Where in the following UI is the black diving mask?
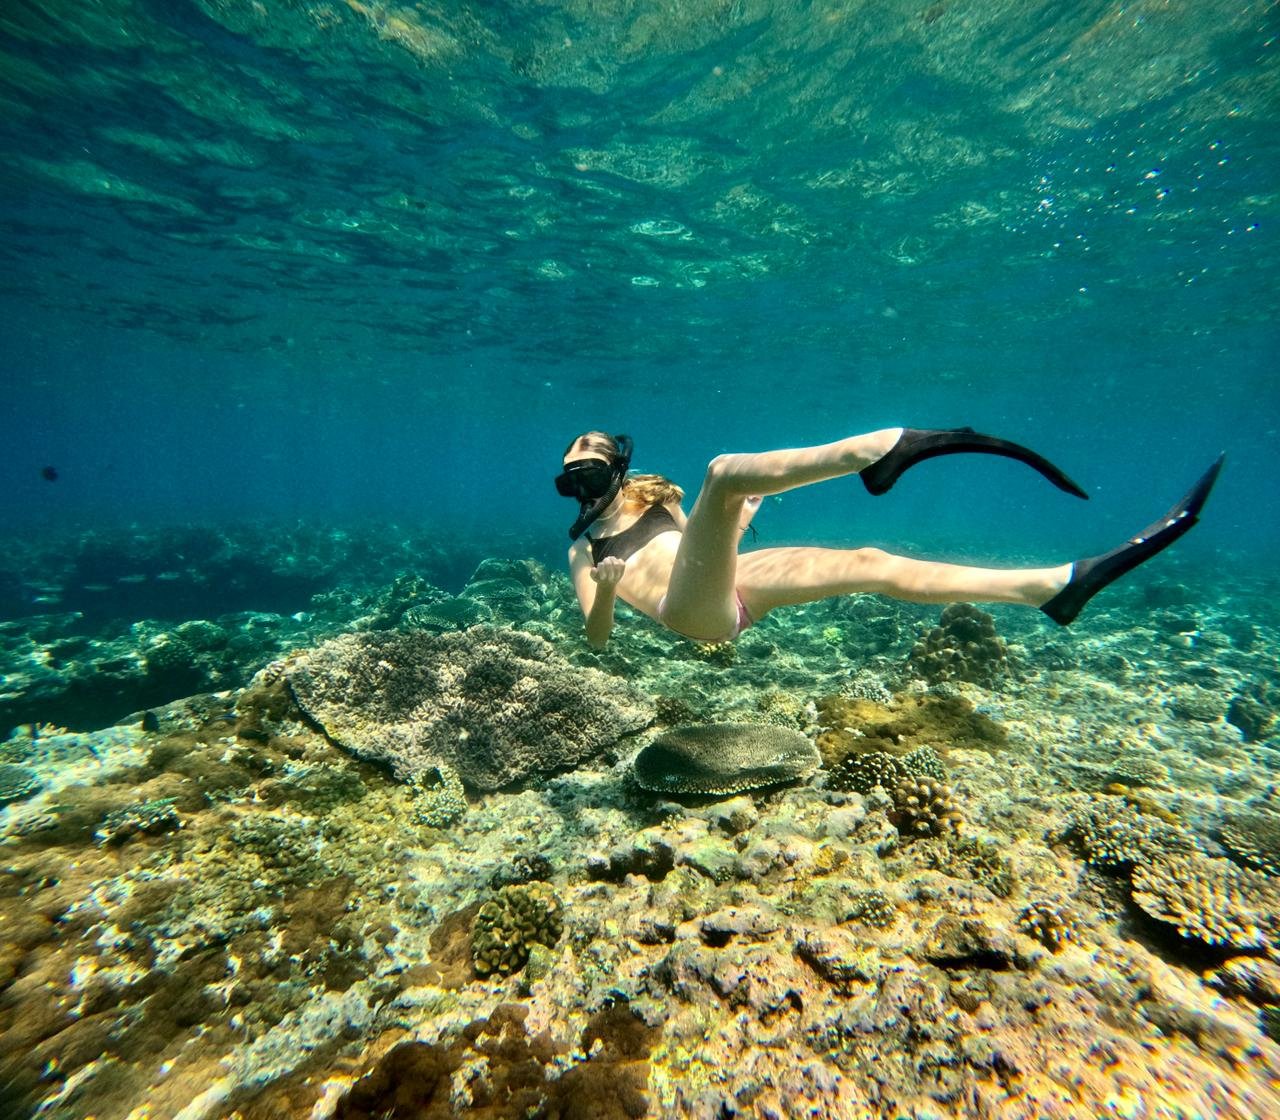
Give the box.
[556,434,633,540]
[555,460,615,502]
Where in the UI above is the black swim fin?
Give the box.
[860,427,1089,499]
[1040,453,1225,626]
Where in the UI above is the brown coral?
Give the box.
[1218,809,1280,877]
[906,603,1010,686]
[472,882,565,978]
[1063,795,1200,870]
[889,777,963,839]
[1017,900,1079,950]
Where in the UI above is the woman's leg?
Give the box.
[736,546,1070,617]
[660,430,904,638]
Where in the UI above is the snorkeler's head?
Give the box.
[556,431,633,540]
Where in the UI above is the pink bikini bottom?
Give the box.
[657,591,754,643]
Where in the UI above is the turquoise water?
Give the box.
[2,1,1276,554]
[1,4,1279,1119]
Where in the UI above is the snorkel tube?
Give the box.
[566,433,633,540]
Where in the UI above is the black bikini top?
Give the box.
[588,504,679,565]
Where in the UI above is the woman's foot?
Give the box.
[1040,454,1224,625]
[860,427,1089,498]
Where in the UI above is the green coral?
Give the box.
[827,745,945,794]
[472,882,564,978]
[901,745,947,781]
[827,750,904,794]
[411,763,468,829]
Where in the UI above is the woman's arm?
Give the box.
[568,546,623,649]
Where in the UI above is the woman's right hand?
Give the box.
[590,556,626,588]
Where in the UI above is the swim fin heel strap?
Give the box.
[1040,453,1225,626]
[860,427,1089,499]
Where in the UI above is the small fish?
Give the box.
[117,574,148,584]
[155,571,182,581]
[41,466,58,481]
[80,583,111,592]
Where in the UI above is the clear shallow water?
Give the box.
[1,0,1276,555]
[1,6,1279,1119]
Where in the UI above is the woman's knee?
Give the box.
[850,547,895,591]
[702,454,750,500]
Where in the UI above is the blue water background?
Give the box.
[1,1,1276,580]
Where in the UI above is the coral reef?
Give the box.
[1132,854,1279,950]
[1218,809,1280,876]
[471,883,565,978]
[918,833,1017,898]
[815,690,1005,768]
[1017,900,1079,950]
[94,796,181,846]
[1063,795,1201,870]
[286,626,652,790]
[0,762,41,806]
[334,1004,656,1120]
[631,723,819,796]
[410,763,468,830]
[906,603,1010,686]
[889,777,963,839]
[1227,680,1277,741]
[843,888,897,929]
[2,526,1279,1120]
[826,748,905,794]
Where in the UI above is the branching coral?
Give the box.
[1063,795,1200,871]
[843,889,897,929]
[95,797,180,846]
[826,749,904,794]
[411,763,468,830]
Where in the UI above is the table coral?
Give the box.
[285,626,652,790]
[1064,794,1201,870]
[1132,853,1279,950]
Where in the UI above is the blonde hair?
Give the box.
[624,473,684,507]
[565,431,684,508]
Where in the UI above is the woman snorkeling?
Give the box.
[555,427,1223,649]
